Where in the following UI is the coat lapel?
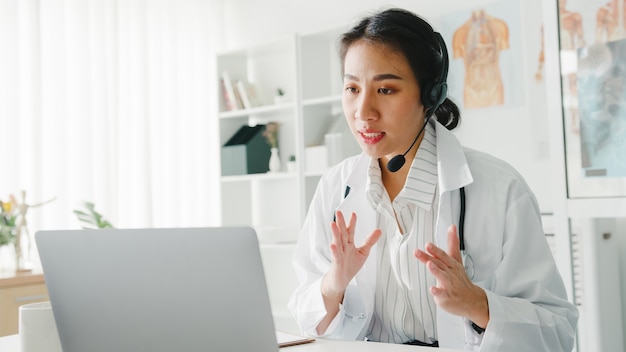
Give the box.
[433,121,474,348]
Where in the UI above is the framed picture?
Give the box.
[557,0,626,198]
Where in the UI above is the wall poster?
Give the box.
[441,0,524,111]
[557,0,626,198]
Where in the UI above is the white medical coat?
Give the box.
[287,120,578,351]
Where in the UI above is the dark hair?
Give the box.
[339,8,460,130]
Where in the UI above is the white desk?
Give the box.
[0,333,463,351]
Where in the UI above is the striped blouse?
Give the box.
[365,122,439,344]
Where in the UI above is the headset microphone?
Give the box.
[386,115,431,172]
[386,32,449,173]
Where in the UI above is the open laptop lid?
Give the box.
[36,227,279,352]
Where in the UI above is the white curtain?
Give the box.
[0,0,223,255]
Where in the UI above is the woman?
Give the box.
[287,7,578,351]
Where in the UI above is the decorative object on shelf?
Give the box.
[274,87,288,104]
[262,122,280,148]
[287,155,297,173]
[73,201,115,229]
[269,147,281,173]
[0,191,55,272]
[324,113,361,167]
[222,124,271,175]
[324,132,343,167]
[263,122,281,173]
[305,145,328,174]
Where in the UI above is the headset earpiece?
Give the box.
[431,81,448,109]
[422,80,447,110]
[421,32,449,113]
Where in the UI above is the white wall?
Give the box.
[220,0,554,212]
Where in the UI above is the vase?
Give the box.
[269,147,281,173]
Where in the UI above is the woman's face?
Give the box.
[342,40,426,164]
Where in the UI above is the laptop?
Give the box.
[36,227,280,352]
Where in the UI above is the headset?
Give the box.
[421,32,449,115]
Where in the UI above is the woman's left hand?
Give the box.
[414,224,490,329]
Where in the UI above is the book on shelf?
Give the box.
[232,82,245,110]
[221,71,242,111]
[235,80,252,109]
[246,82,263,107]
[236,80,263,109]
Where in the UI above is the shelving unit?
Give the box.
[216,26,360,334]
[216,26,359,244]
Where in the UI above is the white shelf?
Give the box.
[216,26,356,241]
[302,95,341,106]
[304,171,325,178]
[219,102,296,119]
[221,172,297,183]
[566,198,626,218]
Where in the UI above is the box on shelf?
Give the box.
[221,125,271,176]
[305,145,328,174]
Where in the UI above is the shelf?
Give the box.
[219,102,296,119]
[302,95,342,107]
[567,198,626,218]
[217,25,351,238]
[304,171,325,178]
[221,172,298,183]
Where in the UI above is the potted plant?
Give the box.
[274,88,287,105]
[0,199,17,248]
[287,155,297,173]
[73,201,115,229]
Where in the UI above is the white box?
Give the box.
[305,145,328,174]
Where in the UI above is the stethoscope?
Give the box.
[459,187,474,280]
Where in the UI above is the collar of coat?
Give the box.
[343,119,474,195]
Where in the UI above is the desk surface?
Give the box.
[0,270,45,288]
[0,334,463,351]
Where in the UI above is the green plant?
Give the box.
[276,87,285,96]
[0,199,17,246]
[262,122,280,148]
[73,202,114,229]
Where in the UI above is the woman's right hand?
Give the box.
[317,211,381,335]
[321,210,382,301]
[322,211,381,296]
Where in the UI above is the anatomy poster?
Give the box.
[577,39,626,177]
[558,0,626,178]
[441,0,524,110]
